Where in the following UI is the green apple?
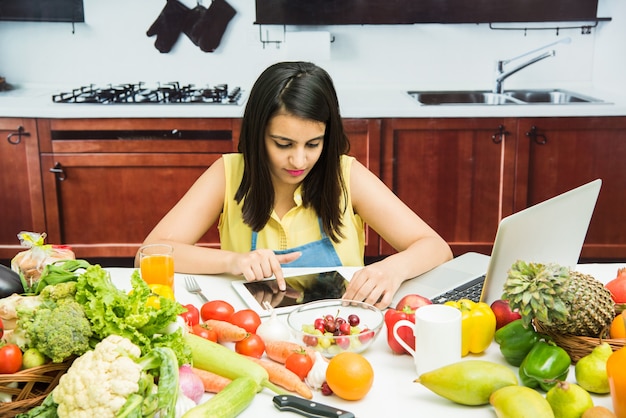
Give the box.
[575,342,612,394]
[21,347,48,369]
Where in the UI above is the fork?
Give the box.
[184,275,209,303]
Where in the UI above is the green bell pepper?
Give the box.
[494,319,541,367]
[519,340,571,391]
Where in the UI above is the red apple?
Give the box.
[490,299,522,330]
[395,294,432,312]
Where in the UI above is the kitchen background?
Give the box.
[0,0,624,97]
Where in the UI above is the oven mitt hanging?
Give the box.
[146,0,191,53]
[183,0,236,52]
[182,5,207,46]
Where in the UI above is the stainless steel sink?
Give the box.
[407,89,604,106]
[408,91,522,105]
[502,89,603,104]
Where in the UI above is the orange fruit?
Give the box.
[325,352,374,401]
[610,312,626,339]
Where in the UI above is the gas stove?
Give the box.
[52,82,244,105]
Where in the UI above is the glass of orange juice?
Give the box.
[139,244,175,292]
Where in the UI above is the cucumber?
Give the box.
[182,377,257,418]
[183,333,285,394]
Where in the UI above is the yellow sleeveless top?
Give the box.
[218,153,365,266]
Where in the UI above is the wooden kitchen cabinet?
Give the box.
[380,118,518,257]
[514,116,626,261]
[37,117,380,260]
[0,118,45,259]
[343,118,382,258]
[38,118,240,259]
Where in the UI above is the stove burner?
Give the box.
[52,82,244,105]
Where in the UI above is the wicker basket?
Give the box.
[0,359,73,416]
[534,304,626,363]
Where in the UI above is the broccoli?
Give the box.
[16,282,93,363]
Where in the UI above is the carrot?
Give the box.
[246,356,313,400]
[191,367,232,393]
[264,340,317,364]
[204,319,247,342]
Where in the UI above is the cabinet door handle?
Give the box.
[491,125,509,143]
[7,126,30,145]
[526,125,548,145]
[50,162,67,181]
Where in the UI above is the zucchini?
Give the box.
[184,333,285,394]
[182,377,257,418]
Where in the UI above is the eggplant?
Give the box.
[0,263,24,298]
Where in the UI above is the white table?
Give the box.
[106,263,622,417]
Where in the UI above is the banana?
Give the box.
[414,360,518,406]
[490,385,555,418]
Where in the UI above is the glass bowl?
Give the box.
[287,299,384,358]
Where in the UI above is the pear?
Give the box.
[490,385,555,418]
[546,381,594,418]
[575,343,613,394]
[415,360,518,406]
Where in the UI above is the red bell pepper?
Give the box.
[384,307,415,355]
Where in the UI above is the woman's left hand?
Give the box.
[342,265,401,309]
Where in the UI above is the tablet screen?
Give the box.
[241,270,348,310]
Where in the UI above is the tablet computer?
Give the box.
[232,270,349,316]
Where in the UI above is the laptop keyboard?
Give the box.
[431,275,486,304]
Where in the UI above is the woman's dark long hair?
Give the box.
[235,61,350,242]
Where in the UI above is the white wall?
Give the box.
[0,0,623,92]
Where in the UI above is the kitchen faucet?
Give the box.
[493,37,571,94]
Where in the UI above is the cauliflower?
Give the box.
[45,335,180,418]
[53,335,143,418]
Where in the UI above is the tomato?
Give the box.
[285,350,314,381]
[229,309,262,334]
[235,333,265,358]
[179,304,200,326]
[0,343,23,374]
[192,324,218,342]
[201,300,235,322]
[0,317,3,339]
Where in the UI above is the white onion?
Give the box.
[255,301,291,343]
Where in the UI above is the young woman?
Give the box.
[142,61,452,309]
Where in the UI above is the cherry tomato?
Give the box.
[229,309,262,334]
[201,300,235,322]
[0,343,23,374]
[179,304,200,326]
[285,350,314,381]
[235,333,265,358]
[192,324,218,342]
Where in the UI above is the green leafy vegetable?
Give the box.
[74,265,191,364]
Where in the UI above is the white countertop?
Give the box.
[1,83,626,119]
[105,262,622,417]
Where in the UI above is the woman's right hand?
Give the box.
[233,249,301,291]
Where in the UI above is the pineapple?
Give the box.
[502,260,615,337]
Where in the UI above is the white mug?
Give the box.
[392,304,462,376]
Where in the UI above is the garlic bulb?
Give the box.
[255,301,291,343]
[305,352,329,390]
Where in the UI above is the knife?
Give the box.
[273,395,355,418]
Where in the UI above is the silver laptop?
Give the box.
[392,179,602,306]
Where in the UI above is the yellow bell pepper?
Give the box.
[444,299,496,356]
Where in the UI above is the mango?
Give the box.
[490,385,555,418]
[414,360,518,405]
